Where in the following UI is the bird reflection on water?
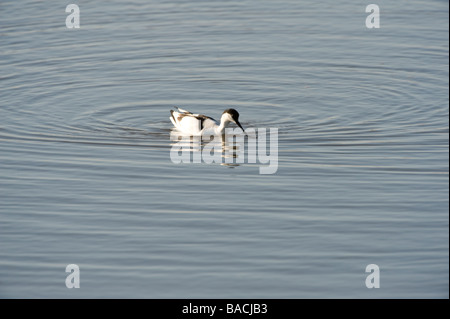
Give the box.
[169,130,252,168]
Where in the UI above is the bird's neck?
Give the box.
[217,119,230,134]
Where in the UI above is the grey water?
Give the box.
[0,0,448,298]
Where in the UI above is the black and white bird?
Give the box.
[170,107,245,135]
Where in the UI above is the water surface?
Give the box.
[0,0,448,298]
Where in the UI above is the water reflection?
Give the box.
[169,129,279,174]
[169,130,252,168]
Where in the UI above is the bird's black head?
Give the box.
[223,108,240,121]
[223,108,244,132]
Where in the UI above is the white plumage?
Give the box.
[170,107,245,135]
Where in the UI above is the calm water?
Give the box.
[0,0,448,298]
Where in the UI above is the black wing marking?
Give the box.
[196,115,216,130]
[171,107,216,130]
